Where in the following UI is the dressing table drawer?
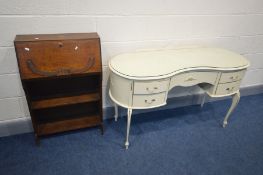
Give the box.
[133,79,169,94]
[219,70,245,83]
[132,92,166,108]
[216,81,241,95]
[170,71,218,87]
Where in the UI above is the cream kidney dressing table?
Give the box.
[109,47,250,149]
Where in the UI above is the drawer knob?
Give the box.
[145,99,156,104]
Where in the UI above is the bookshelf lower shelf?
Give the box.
[37,114,101,136]
[31,92,100,110]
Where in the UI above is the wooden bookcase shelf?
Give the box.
[14,33,103,145]
[31,92,100,109]
[38,114,101,136]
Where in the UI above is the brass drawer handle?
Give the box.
[230,76,239,80]
[226,87,235,91]
[146,87,158,92]
[145,99,156,104]
[26,56,95,76]
[185,77,196,82]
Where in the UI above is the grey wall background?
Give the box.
[0,0,263,136]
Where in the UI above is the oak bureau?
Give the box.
[14,33,103,144]
[108,46,250,149]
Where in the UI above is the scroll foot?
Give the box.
[223,91,240,128]
[125,141,129,149]
[124,108,132,150]
[222,121,227,128]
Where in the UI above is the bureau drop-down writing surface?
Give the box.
[109,47,250,149]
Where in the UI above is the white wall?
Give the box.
[0,0,263,123]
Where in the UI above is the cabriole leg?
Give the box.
[223,91,240,128]
[114,103,118,122]
[125,108,132,149]
[200,93,206,108]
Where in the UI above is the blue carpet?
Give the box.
[1,94,263,175]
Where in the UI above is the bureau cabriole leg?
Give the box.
[223,91,240,128]
[114,103,118,122]
[125,108,132,149]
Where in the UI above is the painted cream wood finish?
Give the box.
[169,71,218,88]
[134,79,169,94]
[216,81,241,96]
[132,92,166,108]
[109,47,250,149]
[219,70,246,83]
[110,47,249,80]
